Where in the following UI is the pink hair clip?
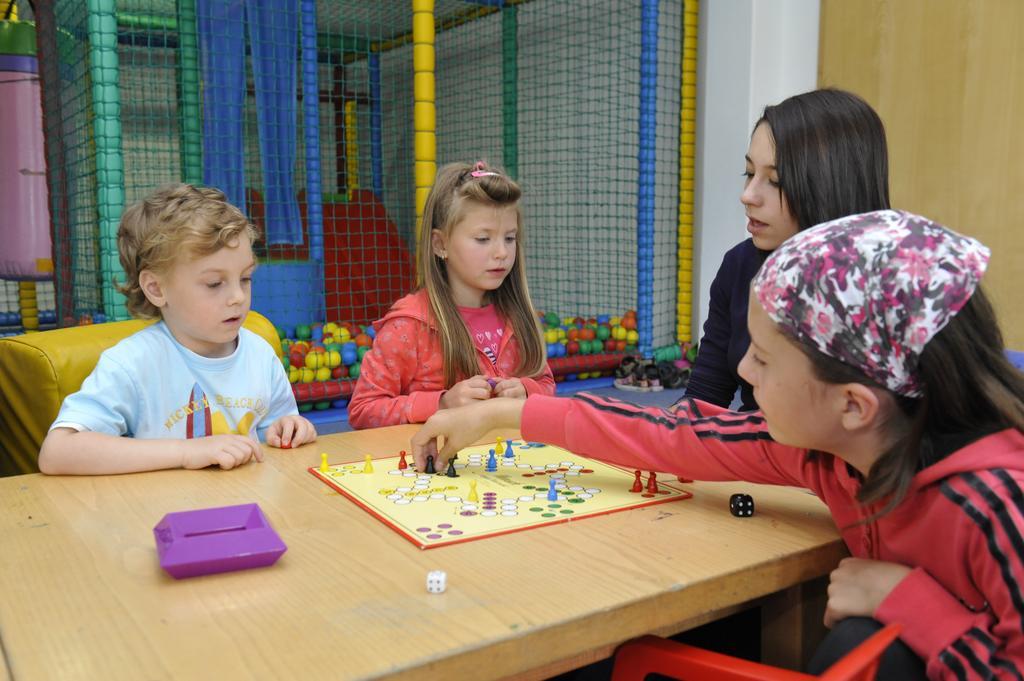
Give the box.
[469,161,499,178]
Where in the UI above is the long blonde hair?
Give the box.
[418,162,546,387]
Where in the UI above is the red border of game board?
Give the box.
[307,461,693,550]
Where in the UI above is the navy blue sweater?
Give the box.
[685,239,767,411]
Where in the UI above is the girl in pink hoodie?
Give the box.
[348,162,554,429]
[412,210,1024,680]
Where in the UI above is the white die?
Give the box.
[426,570,447,594]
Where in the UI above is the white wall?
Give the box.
[693,0,819,337]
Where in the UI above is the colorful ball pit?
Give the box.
[278,309,657,407]
[278,320,374,409]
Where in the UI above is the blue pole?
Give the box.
[301,0,324,262]
[636,0,658,359]
[369,52,383,200]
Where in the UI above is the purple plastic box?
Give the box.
[153,503,287,579]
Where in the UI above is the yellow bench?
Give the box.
[0,311,281,476]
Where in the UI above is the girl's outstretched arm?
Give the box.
[412,392,815,489]
[519,392,814,487]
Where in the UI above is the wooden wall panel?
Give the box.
[820,0,1024,348]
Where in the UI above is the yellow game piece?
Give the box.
[320,453,328,473]
[468,480,479,503]
[363,454,374,473]
[495,437,503,455]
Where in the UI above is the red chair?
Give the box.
[610,623,902,681]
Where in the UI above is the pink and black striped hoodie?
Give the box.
[522,392,1024,680]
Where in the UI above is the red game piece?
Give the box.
[676,476,692,483]
[630,470,643,493]
[398,450,408,470]
[646,471,659,494]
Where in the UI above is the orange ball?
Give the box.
[354,333,373,347]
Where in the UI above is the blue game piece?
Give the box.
[547,478,558,501]
[503,440,514,459]
[486,449,497,472]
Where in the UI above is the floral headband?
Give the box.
[753,210,990,397]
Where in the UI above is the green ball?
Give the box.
[596,325,611,341]
[298,402,313,413]
[295,324,311,340]
[349,363,361,379]
[282,356,290,368]
[357,346,370,360]
[544,312,560,327]
[276,327,286,339]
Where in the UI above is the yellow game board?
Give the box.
[308,440,692,549]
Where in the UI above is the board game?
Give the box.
[308,439,692,549]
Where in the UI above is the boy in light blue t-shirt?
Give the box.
[39,184,316,475]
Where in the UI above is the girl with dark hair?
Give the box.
[687,88,890,411]
[412,210,1024,679]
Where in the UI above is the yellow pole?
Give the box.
[412,0,436,246]
[676,0,698,343]
[19,282,38,332]
[344,99,360,201]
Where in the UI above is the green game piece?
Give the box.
[547,503,561,508]
[541,513,556,518]
[530,507,543,512]
[559,510,573,514]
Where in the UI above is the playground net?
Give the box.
[33,0,688,355]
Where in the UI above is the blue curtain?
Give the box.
[197,0,302,244]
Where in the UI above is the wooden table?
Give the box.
[0,426,847,680]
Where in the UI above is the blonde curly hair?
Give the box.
[116,184,259,319]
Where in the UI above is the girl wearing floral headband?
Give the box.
[348,162,554,428]
[411,210,1024,679]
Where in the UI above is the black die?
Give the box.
[729,493,754,517]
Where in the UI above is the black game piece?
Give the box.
[425,455,436,475]
[729,493,754,517]
[445,458,459,477]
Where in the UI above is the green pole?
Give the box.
[501,5,518,179]
[116,12,177,31]
[176,0,202,184]
[87,0,128,320]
